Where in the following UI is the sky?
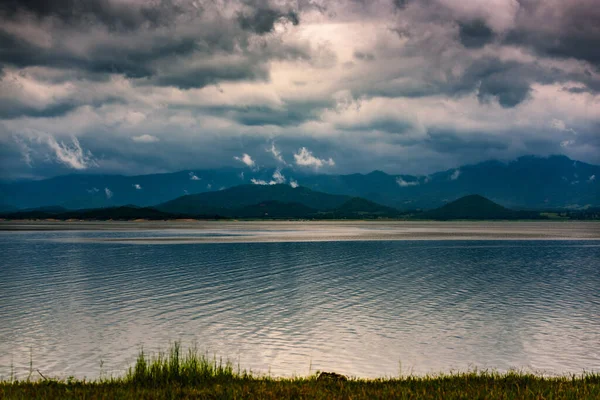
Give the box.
[0,0,599,179]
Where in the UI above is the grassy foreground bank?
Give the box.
[2,343,598,399]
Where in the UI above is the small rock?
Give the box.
[317,372,348,382]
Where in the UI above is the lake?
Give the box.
[1,221,599,379]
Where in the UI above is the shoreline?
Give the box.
[2,343,599,399]
[4,374,598,400]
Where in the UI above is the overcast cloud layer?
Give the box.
[1,0,599,179]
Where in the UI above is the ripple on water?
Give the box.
[0,231,599,379]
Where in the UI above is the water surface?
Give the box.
[1,224,599,379]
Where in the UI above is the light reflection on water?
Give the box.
[0,229,599,379]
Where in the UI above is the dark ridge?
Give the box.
[231,201,317,218]
[155,184,352,215]
[333,197,400,215]
[0,206,218,221]
[416,195,545,220]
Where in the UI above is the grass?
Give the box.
[1,342,599,399]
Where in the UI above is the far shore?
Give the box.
[1,220,599,242]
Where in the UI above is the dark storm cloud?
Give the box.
[183,98,332,127]
[407,0,600,68]
[1,0,599,180]
[392,0,412,10]
[0,0,190,30]
[0,95,126,119]
[382,0,600,103]
[478,75,530,108]
[238,7,299,34]
[353,51,375,61]
[0,23,194,79]
[0,29,191,78]
[151,61,271,89]
[337,117,414,135]
[0,67,128,119]
[2,24,226,77]
[506,30,600,68]
[458,19,495,48]
[0,0,310,88]
[146,39,313,89]
[2,0,596,96]
[0,101,78,119]
[425,129,510,154]
[226,105,312,127]
[506,0,600,66]
[461,59,533,108]
[462,56,600,106]
[563,86,587,94]
[359,56,537,108]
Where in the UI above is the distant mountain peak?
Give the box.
[457,194,493,202]
[366,170,390,177]
[2,155,598,211]
[418,194,514,220]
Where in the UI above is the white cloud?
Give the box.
[396,177,419,187]
[251,169,286,186]
[125,111,146,125]
[290,179,299,188]
[589,175,596,182]
[293,147,335,169]
[44,135,96,170]
[272,169,286,184]
[87,187,99,193]
[234,153,255,167]
[13,135,33,166]
[450,169,461,180]
[267,143,287,164]
[189,171,201,180]
[133,184,142,190]
[560,140,575,148]
[206,183,212,189]
[104,187,113,199]
[550,119,577,135]
[132,134,160,143]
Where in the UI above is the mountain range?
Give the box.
[0,184,402,220]
[3,189,595,221]
[1,155,598,211]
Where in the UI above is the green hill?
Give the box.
[22,206,70,214]
[155,184,352,215]
[154,184,406,219]
[417,194,543,220]
[0,206,198,221]
[231,201,317,218]
[0,203,18,213]
[325,197,401,218]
